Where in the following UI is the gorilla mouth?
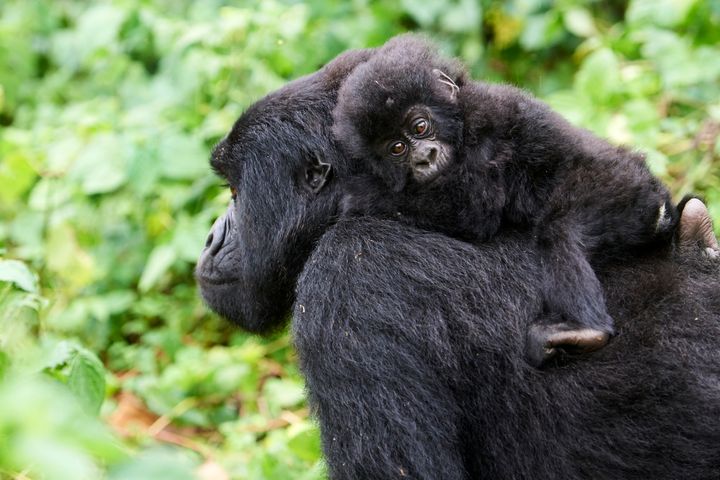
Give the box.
[196,273,241,286]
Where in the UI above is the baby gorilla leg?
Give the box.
[527,223,613,367]
[526,315,610,367]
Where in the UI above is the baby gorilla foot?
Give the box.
[678,197,719,258]
[525,321,611,368]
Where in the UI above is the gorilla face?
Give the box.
[195,49,375,333]
[196,98,335,334]
[381,105,455,183]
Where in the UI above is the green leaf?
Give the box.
[574,48,621,103]
[27,178,73,211]
[69,133,128,195]
[50,4,127,70]
[563,8,597,38]
[0,259,38,292]
[440,0,481,33]
[643,148,669,177]
[14,438,98,480]
[44,340,77,370]
[157,132,208,180]
[45,136,83,175]
[0,150,36,205]
[0,375,124,477]
[640,30,720,89]
[287,424,322,462]
[627,0,698,27]
[520,12,563,51]
[545,90,593,127]
[45,224,95,290]
[108,448,199,480]
[400,0,448,27]
[172,214,213,262]
[263,378,306,415]
[138,245,177,292]
[67,348,106,415]
[0,350,9,379]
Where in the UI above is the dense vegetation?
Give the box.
[0,0,718,478]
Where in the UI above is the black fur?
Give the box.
[197,46,720,479]
[295,216,720,479]
[332,35,678,349]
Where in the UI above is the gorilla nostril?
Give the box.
[206,215,229,256]
[414,147,437,168]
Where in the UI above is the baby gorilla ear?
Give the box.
[432,68,459,102]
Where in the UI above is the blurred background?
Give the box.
[0,0,718,478]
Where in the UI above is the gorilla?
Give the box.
[332,35,677,365]
[195,47,720,479]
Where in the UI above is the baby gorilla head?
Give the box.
[333,35,467,189]
[386,101,453,181]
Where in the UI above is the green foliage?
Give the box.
[0,0,717,478]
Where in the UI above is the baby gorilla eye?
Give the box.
[413,118,429,137]
[389,141,407,156]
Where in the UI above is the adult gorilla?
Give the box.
[196,50,720,479]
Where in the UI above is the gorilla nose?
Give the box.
[205,214,228,256]
[414,147,437,167]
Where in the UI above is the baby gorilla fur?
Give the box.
[332,35,677,366]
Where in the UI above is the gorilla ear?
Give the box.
[303,155,332,194]
[432,68,459,103]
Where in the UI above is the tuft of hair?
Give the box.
[332,34,468,161]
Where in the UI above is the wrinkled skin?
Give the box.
[196,48,720,479]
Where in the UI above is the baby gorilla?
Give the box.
[332,35,677,366]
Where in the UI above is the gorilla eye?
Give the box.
[413,119,429,136]
[389,141,407,156]
[230,186,238,200]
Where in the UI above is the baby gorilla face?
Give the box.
[383,106,454,182]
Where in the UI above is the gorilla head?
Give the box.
[195,49,374,333]
[333,35,467,189]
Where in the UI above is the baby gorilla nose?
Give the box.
[426,146,438,162]
[413,145,438,168]
[409,142,449,182]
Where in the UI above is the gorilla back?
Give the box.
[295,216,720,479]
